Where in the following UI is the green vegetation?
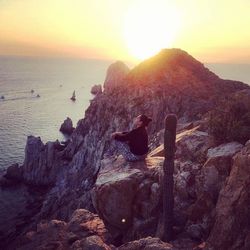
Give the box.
[208,99,250,144]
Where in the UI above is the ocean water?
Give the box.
[206,63,250,85]
[0,56,112,169]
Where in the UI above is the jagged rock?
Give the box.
[206,141,250,250]
[118,237,173,250]
[91,84,102,95]
[183,142,243,241]
[196,142,243,200]
[67,209,110,240]
[12,209,111,250]
[22,136,59,186]
[5,163,23,181]
[103,61,130,92]
[60,117,75,135]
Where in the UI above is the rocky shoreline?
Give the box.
[1,49,250,249]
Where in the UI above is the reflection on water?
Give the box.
[0,56,112,169]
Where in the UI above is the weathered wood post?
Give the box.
[162,114,177,241]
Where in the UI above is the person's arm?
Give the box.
[114,129,135,142]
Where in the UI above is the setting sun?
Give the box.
[123,0,182,60]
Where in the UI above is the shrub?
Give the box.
[208,99,250,144]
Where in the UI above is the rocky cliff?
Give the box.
[2,48,250,249]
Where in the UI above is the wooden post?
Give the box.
[162,114,177,242]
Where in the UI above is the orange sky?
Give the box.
[0,0,249,63]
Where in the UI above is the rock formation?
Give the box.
[103,61,130,91]
[21,136,61,186]
[2,48,250,249]
[206,140,250,250]
[91,84,102,95]
[60,117,75,135]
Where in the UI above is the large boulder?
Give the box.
[197,141,243,199]
[206,140,250,250]
[206,141,243,159]
[91,156,163,241]
[184,141,244,241]
[60,117,75,135]
[149,125,213,163]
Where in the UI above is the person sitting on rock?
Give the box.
[111,114,152,162]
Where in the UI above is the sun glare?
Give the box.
[123,0,182,60]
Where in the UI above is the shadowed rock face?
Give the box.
[206,140,250,250]
[22,136,60,186]
[60,117,75,135]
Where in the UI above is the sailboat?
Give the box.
[70,90,76,101]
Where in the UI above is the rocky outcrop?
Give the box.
[185,141,244,241]
[103,61,130,92]
[4,163,23,182]
[91,84,102,95]
[9,209,112,250]
[198,142,244,197]
[4,49,250,249]
[60,117,75,135]
[28,49,248,223]
[22,136,61,186]
[206,140,250,250]
[91,156,163,242]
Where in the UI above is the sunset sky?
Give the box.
[0,0,249,63]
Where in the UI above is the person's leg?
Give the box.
[114,140,147,162]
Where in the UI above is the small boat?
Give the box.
[70,90,76,101]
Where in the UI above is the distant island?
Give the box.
[1,49,250,250]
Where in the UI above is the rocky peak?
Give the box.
[125,48,246,91]
[103,61,130,92]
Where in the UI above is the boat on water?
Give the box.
[70,90,76,101]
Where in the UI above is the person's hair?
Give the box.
[139,114,152,127]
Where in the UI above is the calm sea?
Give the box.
[0,56,113,169]
[0,57,249,170]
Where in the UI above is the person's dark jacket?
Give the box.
[114,126,149,155]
